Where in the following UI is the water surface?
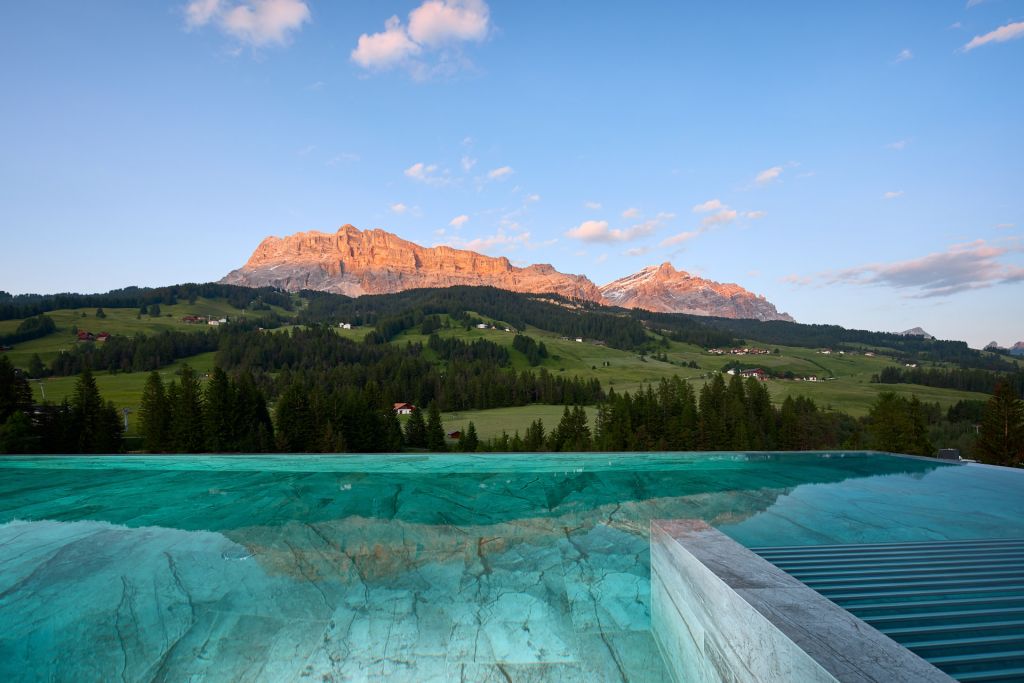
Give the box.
[1,452,1021,681]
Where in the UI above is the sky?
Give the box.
[1,1,1022,348]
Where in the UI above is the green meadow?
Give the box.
[3,303,996,444]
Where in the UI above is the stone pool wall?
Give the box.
[650,519,952,683]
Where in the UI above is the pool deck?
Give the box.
[651,519,953,683]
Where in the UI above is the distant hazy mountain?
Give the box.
[899,327,935,339]
[1011,342,1024,357]
[222,225,794,321]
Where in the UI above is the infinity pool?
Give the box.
[1,452,1022,681]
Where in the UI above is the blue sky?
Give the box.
[1,1,1022,347]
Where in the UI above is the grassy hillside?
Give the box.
[1,292,998,446]
[0,297,287,368]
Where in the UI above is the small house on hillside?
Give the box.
[339,323,352,329]
[96,332,111,342]
[393,402,416,415]
[476,323,489,329]
[740,368,767,381]
[447,431,461,439]
[76,331,95,342]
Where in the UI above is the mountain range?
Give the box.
[221,224,794,321]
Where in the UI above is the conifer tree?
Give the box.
[425,401,447,452]
[523,418,546,451]
[139,370,168,452]
[0,356,33,423]
[404,407,427,448]
[460,421,479,452]
[170,364,205,452]
[203,366,234,452]
[976,381,1024,467]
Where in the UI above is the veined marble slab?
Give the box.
[650,520,953,683]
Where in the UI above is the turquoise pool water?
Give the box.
[1,452,1022,681]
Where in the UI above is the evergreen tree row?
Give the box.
[0,358,123,453]
[874,365,1024,398]
[138,366,274,452]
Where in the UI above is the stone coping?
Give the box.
[651,519,954,683]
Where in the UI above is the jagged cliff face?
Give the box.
[599,262,795,322]
[222,226,793,321]
[221,224,605,300]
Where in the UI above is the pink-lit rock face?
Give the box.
[222,225,793,320]
[600,262,795,321]
[222,224,605,301]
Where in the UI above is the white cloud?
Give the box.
[441,229,531,252]
[186,0,311,47]
[449,214,470,228]
[622,207,641,218]
[745,210,767,220]
[584,201,602,210]
[894,48,913,63]
[404,161,448,185]
[995,223,1015,229]
[964,21,1024,51]
[390,202,408,214]
[755,166,783,185]
[659,231,701,248]
[701,209,738,227]
[883,190,904,200]
[461,155,477,171]
[525,193,541,203]
[624,247,650,257]
[566,212,674,243]
[886,140,909,150]
[966,0,987,7]
[351,16,422,69]
[487,166,513,180]
[692,199,724,213]
[352,0,490,75]
[566,220,611,242]
[408,0,489,46]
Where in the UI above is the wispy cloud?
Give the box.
[883,190,904,200]
[661,200,762,247]
[351,0,490,76]
[894,48,913,63]
[755,166,783,185]
[622,207,641,219]
[460,155,477,171]
[692,199,724,213]
[449,214,469,228]
[820,240,1024,297]
[996,223,1016,229]
[525,193,541,203]
[566,212,674,244]
[886,140,909,150]
[701,209,738,227]
[404,161,449,185]
[487,165,513,181]
[584,201,602,210]
[659,230,701,248]
[624,246,650,257]
[963,21,1024,51]
[440,228,533,253]
[185,0,311,47]
[390,202,408,214]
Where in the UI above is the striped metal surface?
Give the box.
[752,539,1024,682]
